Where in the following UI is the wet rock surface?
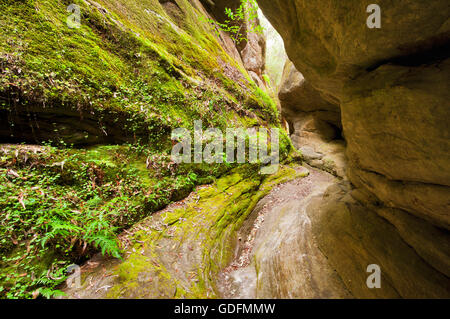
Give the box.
[218,166,351,298]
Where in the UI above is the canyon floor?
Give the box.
[61,164,357,299]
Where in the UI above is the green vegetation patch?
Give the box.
[105,164,306,298]
[0,143,238,298]
[0,0,280,145]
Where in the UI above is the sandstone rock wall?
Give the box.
[1,0,271,145]
[279,60,345,178]
[258,0,450,297]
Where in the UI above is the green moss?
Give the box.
[0,0,280,143]
[0,0,293,299]
[0,143,249,298]
[104,164,305,298]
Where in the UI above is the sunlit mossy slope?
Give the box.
[0,0,292,298]
[0,0,280,144]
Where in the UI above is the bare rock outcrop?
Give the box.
[218,167,352,299]
[279,60,345,178]
[259,0,450,297]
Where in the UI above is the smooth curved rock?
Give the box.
[343,59,450,229]
[307,182,450,298]
[258,0,450,297]
[278,61,345,177]
[258,0,450,101]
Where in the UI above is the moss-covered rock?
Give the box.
[0,0,279,145]
[0,0,292,299]
[61,164,305,298]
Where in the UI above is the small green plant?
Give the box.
[201,0,264,44]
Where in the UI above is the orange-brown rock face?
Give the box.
[258,0,450,297]
[279,60,345,177]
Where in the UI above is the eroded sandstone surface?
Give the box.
[258,0,450,297]
[279,60,345,178]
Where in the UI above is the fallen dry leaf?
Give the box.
[18,193,26,209]
[7,169,20,178]
[32,290,40,299]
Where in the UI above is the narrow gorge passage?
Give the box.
[61,163,351,299]
[61,165,311,298]
[1,0,449,301]
[218,165,351,299]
